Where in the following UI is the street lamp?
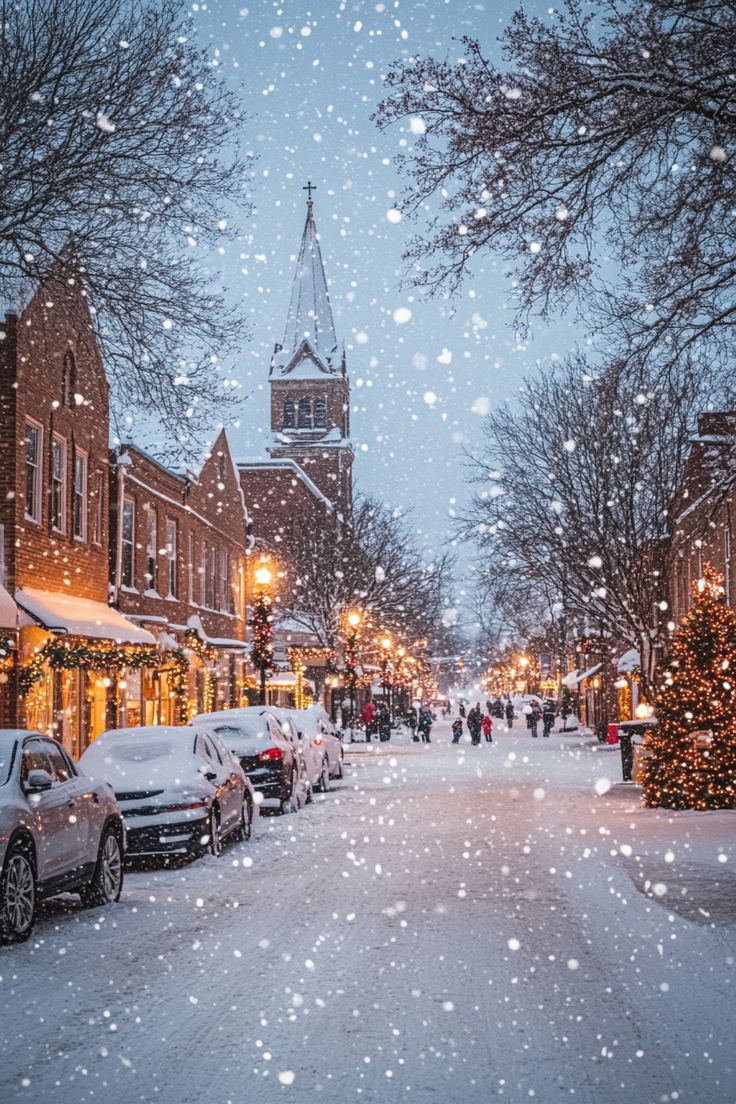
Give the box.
[345,609,362,739]
[252,563,273,705]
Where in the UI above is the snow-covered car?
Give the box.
[191,708,304,813]
[79,726,251,861]
[0,730,125,943]
[264,705,331,795]
[296,705,344,781]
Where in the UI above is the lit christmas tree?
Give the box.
[643,564,736,809]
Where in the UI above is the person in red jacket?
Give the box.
[361,700,376,742]
[482,713,493,743]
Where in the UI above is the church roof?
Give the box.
[277,201,339,374]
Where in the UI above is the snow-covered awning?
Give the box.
[561,663,602,688]
[16,588,155,645]
[617,648,640,674]
[269,671,315,690]
[185,614,246,650]
[0,585,17,630]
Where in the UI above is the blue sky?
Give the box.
[191,0,581,590]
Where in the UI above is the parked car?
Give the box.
[264,706,331,796]
[297,705,344,781]
[79,726,251,862]
[0,729,125,944]
[191,708,305,813]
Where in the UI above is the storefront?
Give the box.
[16,588,156,758]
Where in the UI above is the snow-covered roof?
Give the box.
[561,663,602,688]
[0,585,17,631]
[281,202,338,364]
[16,588,155,645]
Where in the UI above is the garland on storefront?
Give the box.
[0,634,14,670]
[183,628,218,665]
[162,647,189,723]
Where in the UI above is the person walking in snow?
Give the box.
[418,704,433,743]
[459,701,466,719]
[492,698,504,719]
[505,699,515,728]
[361,699,376,742]
[407,705,419,742]
[481,713,493,743]
[529,702,541,738]
[451,717,463,744]
[467,703,482,745]
[542,700,556,738]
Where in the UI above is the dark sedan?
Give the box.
[192,708,303,814]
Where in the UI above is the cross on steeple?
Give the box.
[303,180,317,205]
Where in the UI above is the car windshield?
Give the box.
[0,732,18,786]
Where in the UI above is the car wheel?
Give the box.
[280,772,298,815]
[208,809,223,857]
[236,800,251,842]
[318,759,330,793]
[81,827,123,908]
[0,843,36,944]
[335,752,344,780]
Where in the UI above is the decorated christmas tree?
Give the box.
[643,564,736,809]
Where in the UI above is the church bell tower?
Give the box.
[268,184,353,517]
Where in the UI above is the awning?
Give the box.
[185,614,246,650]
[617,648,640,674]
[561,663,602,688]
[16,588,155,645]
[0,585,17,630]
[269,671,316,690]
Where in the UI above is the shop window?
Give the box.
[51,435,67,533]
[313,398,327,428]
[283,399,295,428]
[121,498,135,588]
[24,421,42,523]
[298,398,312,429]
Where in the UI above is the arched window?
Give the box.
[298,398,312,429]
[313,398,327,428]
[62,351,76,406]
[283,399,295,429]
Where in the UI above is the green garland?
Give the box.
[184,628,218,665]
[19,639,190,701]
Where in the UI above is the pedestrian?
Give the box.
[481,713,493,742]
[486,699,493,716]
[493,698,504,719]
[451,716,463,744]
[378,703,391,742]
[467,702,482,745]
[530,702,541,738]
[459,701,466,719]
[418,704,433,743]
[505,699,515,728]
[542,699,556,738]
[361,699,376,742]
[408,704,419,742]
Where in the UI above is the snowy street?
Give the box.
[2,719,735,1104]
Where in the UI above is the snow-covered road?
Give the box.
[2,720,735,1104]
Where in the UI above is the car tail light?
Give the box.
[313,735,323,746]
[259,747,283,762]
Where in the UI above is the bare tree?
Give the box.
[0,0,252,451]
[279,496,455,653]
[461,356,700,695]
[374,1,736,374]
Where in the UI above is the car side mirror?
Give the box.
[24,768,53,793]
[203,769,218,783]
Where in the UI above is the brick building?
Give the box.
[110,429,249,722]
[0,265,154,755]
[669,411,736,624]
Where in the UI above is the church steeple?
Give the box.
[267,187,354,519]
[280,186,339,369]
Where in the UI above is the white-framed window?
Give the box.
[200,540,207,606]
[313,398,327,428]
[121,498,135,588]
[220,551,229,611]
[50,435,67,533]
[91,470,104,546]
[298,397,312,429]
[166,519,178,598]
[145,509,157,592]
[73,449,88,541]
[24,420,43,523]
[188,533,195,603]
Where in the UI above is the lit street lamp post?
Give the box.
[252,563,273,706]
[381,636,392,727]
[345,609,362,738]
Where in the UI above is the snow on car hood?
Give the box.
[80,734,204,791]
